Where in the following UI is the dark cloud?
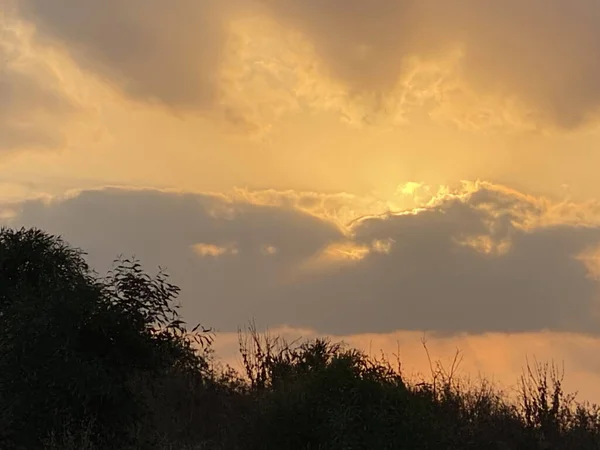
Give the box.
[5,188,344,329]
[17,0,231,110]
[281,197,600,335]
[0,27,78,152]
[4,186,600,336]
[18,0,600,128]
[260,0,600,128]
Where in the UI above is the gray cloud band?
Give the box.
[4,186,600,336]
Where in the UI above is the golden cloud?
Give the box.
[260,244,278,256]
[192,242,239,258]
[259,0,600,130]
[13,0,600,135]
[0,8,108,154]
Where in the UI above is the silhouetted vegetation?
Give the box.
[2,227,600,449]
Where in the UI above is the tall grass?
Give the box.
[40,325,600,450]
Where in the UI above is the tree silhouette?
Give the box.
[0,227,211,449]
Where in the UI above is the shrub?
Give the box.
[0,227,212,449]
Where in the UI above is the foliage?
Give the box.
[0,227,212,449]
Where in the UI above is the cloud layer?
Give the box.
[14,0,600,129]
[17,0,229,111]
[261,0,600,128]
[0,18,81,152]
[4,184,600,336]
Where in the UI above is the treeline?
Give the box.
[1,227,600,449]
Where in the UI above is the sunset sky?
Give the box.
[4,0,600,402]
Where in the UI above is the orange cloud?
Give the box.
[14,0,600,135]
[260,244,278,256]
[192,243,239,258]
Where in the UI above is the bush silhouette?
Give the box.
[0,227,212,449]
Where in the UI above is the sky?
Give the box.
[3,0,600,402]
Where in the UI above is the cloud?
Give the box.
[221,186,419,227]
[3,183,600,337]
[0,17,82,152]
[17,0,600,131]
[16,0,233,111]
[192,242,239,257]
[260,244,278,256]
[260,0,600,129]
[4,187,344,329]
[291,193,600,335]
[298,240,371,274]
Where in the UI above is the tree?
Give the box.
[0,227,212,449]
